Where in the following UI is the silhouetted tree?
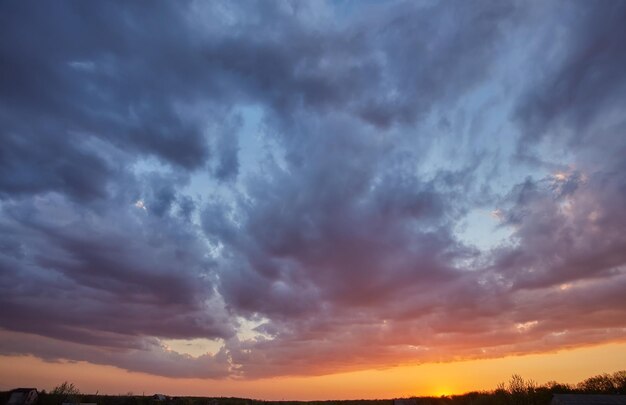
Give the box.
[611,370,626,394]
[542,381,572,394]
[51,381,81,404]
[51,382,80,397]
[578,373,617,394]
[495,375,539,405]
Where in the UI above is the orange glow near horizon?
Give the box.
[1,342,625,400]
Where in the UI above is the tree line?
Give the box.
[2,370,624,405]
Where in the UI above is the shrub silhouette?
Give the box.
[51,382,80,397]
[578,370,626,394]
[51,382,81,404]
[494,375,539,405]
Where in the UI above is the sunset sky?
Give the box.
[1,0,626,400]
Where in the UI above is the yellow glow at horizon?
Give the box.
[1,342,625,400]
[432,388,451,397]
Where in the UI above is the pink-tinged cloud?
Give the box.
[0,0,625,380]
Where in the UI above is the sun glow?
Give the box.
[2,343,625,400]
[432,389,452,397]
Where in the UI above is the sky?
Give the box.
[1,0,626,400]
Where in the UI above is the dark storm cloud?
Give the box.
[1,0,626,380]
[0,192,234,345]
[0,1,260,200]
[0,0,514,199]
[515,1,626,146]
[208,113,466,319]
[496,0,626,291]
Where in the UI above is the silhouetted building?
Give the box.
[7,389,38,405]
[552,394,626,405]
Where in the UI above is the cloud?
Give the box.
[1,0,625,380]
[0,330,233,379]
[0,191,234,348]
[495,0,626,292]
[515,1,626,147]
